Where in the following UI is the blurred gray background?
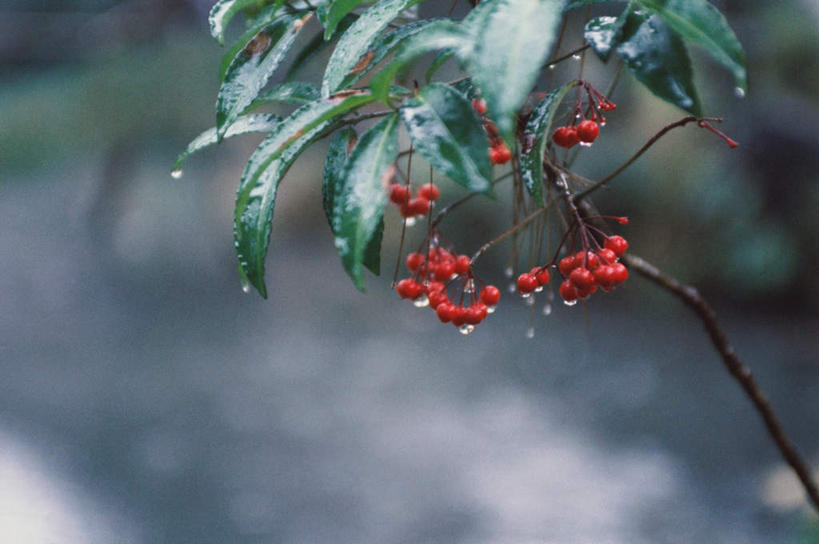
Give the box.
[1,0,818,542]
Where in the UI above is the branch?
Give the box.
[622,252,819,512]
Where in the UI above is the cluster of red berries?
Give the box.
[388,182,440,219]
[395,242,502,334]
[552,81,616,149]
[515,234,629,305]
[552,119,600,148]
[472,97,512,165]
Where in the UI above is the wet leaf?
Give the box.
[217,13,310,140]
[519,81,580,205]
[584,12,629,62]
[400,83,492,194]
[333,114,399,290]
[247,82,321,110]
[210,0,271,46]
[564,0,620,11]
[234,92,376,297]
[321,0,422,96]
[322,127,356,230]
[317,0,366,39]
[616,9,701,115]
[172,113,281,173]
[466,0,563,144]
[284,15,356,81]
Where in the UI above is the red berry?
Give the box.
[594,265,615,288]
[574,250,598,270]
[530,266,550,286]
[559,256,577,277]
[454,255,471,275]
[472,98,488,115]
[479,285,501,306]
[407,196,431,217]
[436,303,455,323]
[485,122,499,137]
[569,267,595,290]
[597,248,617,264]
[517,273,538,294]
[428,289,449,309]
[464,305,485,325]
[396,278,422,299]
[610,262,628,284]
[576,120,600,143]
[604,235,628,257]
[560,279,579,303]
[434,260,456,281]
[418,183,440,202]
[425,281,445,294]
[389,183,409,205]
[552,126,579,148]
[451,305,467,326]
[489,143,512,165]
[576,282,598,299]
[406,252,425,271]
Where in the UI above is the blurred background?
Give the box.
[1,0,818,542]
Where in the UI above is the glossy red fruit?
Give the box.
[479,285,501,306]
[610,262,629,284]
[489,143,512,165]
[472,98,488,115]
[451,306,467,326]
[406,252,425,271]
[396,279,422,299]
[559,256,577,277]
[605,235,628,257]
[560,278,579,303]
[574,250,598,270]
[569,267,595,290]
[517,273,538,294]
[597,248,617,264]
[594,265,615,288]
[389,183,409,204]
[425,281,445,294]
[552,126,579,148]
[464,305,485,325]
[418,183,440,202]
[454,255,471,275]
[577,282,598,299]
[530,266,550,286]
[428,289,449,310]
[436,303,455,323]
[434,260,456,281]
[576,120,600,143]
[407,197,431,217]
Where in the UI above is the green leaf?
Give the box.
[466,0,563,144]
[247,82,321,110]
[584,12,629,62]
[172,113,281,173]
[616,10,701,115]
[284,15,356,81]
[321,0,422,96]
[333,114,399,290]
[318,0,366,39]
[234,92,376,297]
[564,0,623,11]
[637,0,747,91]
[369,20,467,102]
[219,6,287,81]
[217,13,310,140]
[399,83,492,194]
[322,128,356,230]
[209,0,268,46]
[519,81,580,205]
[362,218,384,275]
[425,51,454,83]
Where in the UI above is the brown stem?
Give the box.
[622,253,819,512]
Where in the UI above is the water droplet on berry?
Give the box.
[525,326,535,339]
[563,299,577,307]
[405,217,416,227]
[171,168,183,179]
[579,142,592,147]
[535,286,543,293]
[542,303,552,316]
[458,324,475,335]
[572,54,582,61]
[486,304,497,314]
[413,294,429,308]
[504,266,514,278]
[525,295,535,306]
[599,121,607,127]
[734,86,746,99]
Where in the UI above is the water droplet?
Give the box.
[525,295,536,306]
[599,121,607,127]
[542,303,552,316]
[464,279,475,293]
[458,324,475,335]
[535,286,544,293]
[572,54,582,61]
[521,292,532,299]
[241,283,250,294]
[486,305,496,314]
[525,326,535,339]
[563,299,577,307]
[734,86,746,99]
[413,294,429,308]
[504,266,514,278]
[450,273,459,281]
[579,142,592,147]
[507,283,516,293]
[405,217,416,227]
[548,65,556,71]
[171,168,183,179]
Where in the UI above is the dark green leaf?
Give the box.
[219,6,286,81]
[209,0,269,46]
[466,0,563,145]
[637,0,747,91]
[172,113,280,173]
[425,51,454,83]
[321,0,422,96]
[322,128,356,229]
[519,81,580,205]
[317,0,366,39]
[584,12,629,62]
[362,219,384,275]
[400,83,492,194]
[234,92,376,297]
[333,114,399,290]
[284,15,356,81]
[564,0,623,11]
[247,82,321,110]
[617,10,701,115]
[369,20,467,102]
